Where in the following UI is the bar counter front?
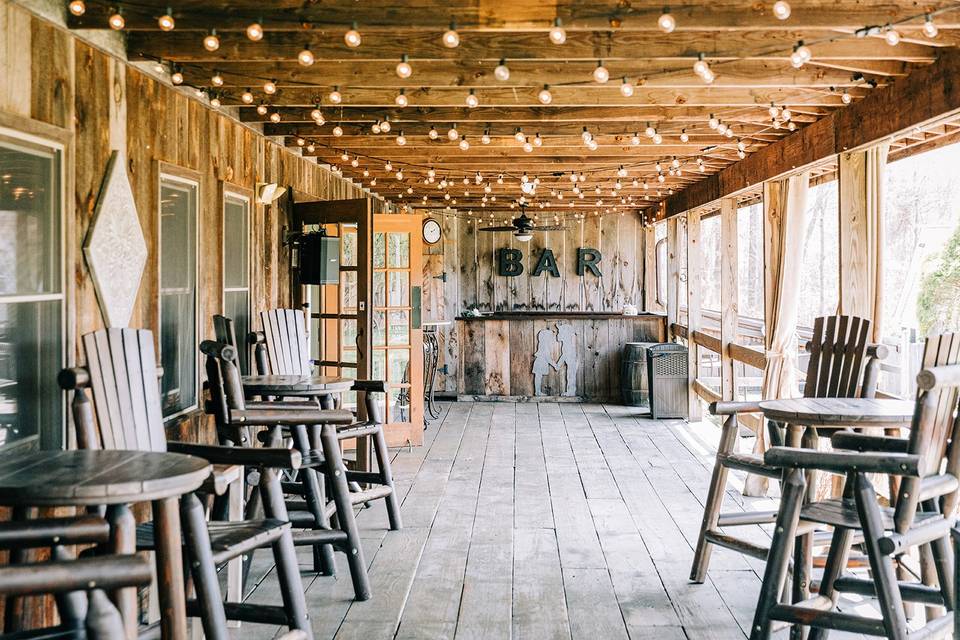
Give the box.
[456,312,666,401]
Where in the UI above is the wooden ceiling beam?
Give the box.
[279,132,781,147]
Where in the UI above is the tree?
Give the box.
[917,223,960,335]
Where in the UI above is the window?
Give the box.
[223,192,250,374]
[737,202,764,323]
[797,179,839,328]
[159,173,198,417]
[880,141,960,396]
[700,214,722,312]
[0,132,64,450]
[654,221,667,306]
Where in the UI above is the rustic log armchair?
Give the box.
[690,315,887,584]
[59,328,314,640]
[751,332,960,640]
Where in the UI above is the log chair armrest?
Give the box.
[0,555,152,597]
[166,442,301,470]
[709,400,763,416]
[764,446,923,476]
[230,408,355,426]
[830,432,909,454]
[917,364,960,391]
[244,400,320,410]
[866,343,889,360]
[247,331,266,347]
[199,464,244,496]
[0,516,110,551]
[351,379,386,393]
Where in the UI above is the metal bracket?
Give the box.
[432,271,448,283]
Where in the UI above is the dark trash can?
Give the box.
[646,343,689,419]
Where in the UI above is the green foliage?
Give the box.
[917,224,960,335]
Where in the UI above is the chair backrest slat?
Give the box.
[801,315,873,400]
[258,309,311,375]
[213,315,239,362]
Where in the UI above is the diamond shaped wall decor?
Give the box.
[84,151,148,328]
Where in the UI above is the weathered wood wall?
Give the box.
[421,212,648,394]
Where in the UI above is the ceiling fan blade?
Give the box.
[531,225,567,231]
[479,226,518,232]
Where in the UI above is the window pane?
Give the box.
[388,271,410,307]
[700,215,721,311]
[388,309,410,345]
[677,216,687,306]
[387,232,410,268]
[737,203,764,322]
[372,349,386,381]
[224,290,249,374]
[655,239,667,305]
[373,271,386,308]
[373,232,385,268]
[160,178,197,417]
[341,271,357,311]
[797,180,839,328]
[388,348,410,383]
[372,310,386,346]
[341,226,358,267]
[223,196,248,289]
[880,141,960,396]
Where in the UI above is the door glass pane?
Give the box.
[388,271,410,307]
[341,319,357,355]
[160,177,197,417]
[388,387,409,423]
[0,138,63,449]
[341,271,357,311]
[373,232,386,268]
[373,271,386,308]
[387,232,410,268]
[372,311,386,346]
[372,350,386,381]
[388,310,410,345]
[388,349,410,383]
[341,226,357,267]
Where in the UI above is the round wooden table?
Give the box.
[242,374,354,401]
[0,449,211,640]
[759,397,915,428]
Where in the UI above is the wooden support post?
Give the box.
[643,223,660,313]
[686,210,702,421]
[666,217,679,339]
[719,198,738,403]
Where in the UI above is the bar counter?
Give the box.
[456,312,667,401]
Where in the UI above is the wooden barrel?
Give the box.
[620,342,656,406]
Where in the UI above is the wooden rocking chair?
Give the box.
[690,315,886,583]
[59,328,314,640]
[751,332,960,640]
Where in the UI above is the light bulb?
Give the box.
[781,108,792,121]
[210,96,221,108]
[549,18,566,45]
[658,10,676,33]
[465,91,479,108]
[923,14,938,38]
[523,140,533,152]
[708,114,719,129]
[380,119,391,133]
[717,122,728,134]
[256,104,268,115]
[269,112,281,123]
[448,126,459,141]
[333,125,343,136]
[797,44,812,62]
[772,1,791,20]
[171,71,184,85]
[645,124,656,137]
[885,27,901,46]
[841,90,852,105]
[396,132,406,145]
[787,121,796,131]
[680,130,689,142]
[693,58,709,76]
[428,168,436,178]
[328,87,341,103]
[310,107,323,122]
[481,131,491,144]
[396,55,412,79]
[385,162,393,171]
[68,0,85,16]
[515,129,526,143]
[429,126,439,139]
[108,9,125,30]
[495,59,511,81]
[344,23,361,48]
[498,175,504,184]
[203,31,220,51]
[620,78,634,97]
[701,69,715,84]
[459,137,469,150]
[211,73,224,87]
[395,90,408,107]
[534,134,542,147]
[351,157,359,167]
[738,150,746,159]
[442,23,460,48]
[652,133,663,144]
[242,90,254,104]
[307,144,315,153]
[768,103,780,118]
[631,133,640,145]
[587,139,598,151]
[263,80,277,94]
[538,86,553,104]
[371,122,381,134]
[593,61,609,84]
[296,137,305,146]
[246,22,263,41]
[298,46,315,66]
[158,10,175,31]
[396,170,404,180]
[737,139,746,151]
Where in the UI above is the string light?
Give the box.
[534,133,543,147]
[442,21,460,48]
[396,54,413,79]
[298,45,315,66]
[549,18,567,45]
[209,94,221,108]
[495,59,511,81]
[396,131,407,145]
[385,161,393,171]
[772,1,791,20]
[344,22,362,48]
[593,60,610,84]
[371,121,382,134]
[538,85,553,105]
[380,117,391,133]
[448,124,459,140]
[620,78,635,97]
[241,89,254,104]
[653,132,663,144]
[328,86,342,103]
[790,41,812,68]
[429,126,439,140]
[108,8,124,30]
[310,105,324,123]
[482,129,491,144]
[246,21,263,41]
[158,8,175,31]
[333,125,343,136]
[171,69,184,85]
[203,30,220,52]
[680,129,689,142]
[631,132,640,145]
[515,128,526,143]
[693,53,715,83]
[395,89,408,107]
[269,111,281,123]
[466,89,479,108]
[923,14,939,38]
[841,89,852,104]
[708,114,719,129]
[658,8,676,33]
[884,25,901,46]
[256,103,268,115]
[211,72,224,87]
[522,138,533,152]
[68,0,85,16]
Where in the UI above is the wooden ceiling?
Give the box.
[67,0,960,217]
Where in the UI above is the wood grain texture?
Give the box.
[719,198,739,403]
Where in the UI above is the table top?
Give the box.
[242,374,355,395]
[759,397,915,427]
[0,450,211,507]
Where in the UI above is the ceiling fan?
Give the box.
[479,210,565,242]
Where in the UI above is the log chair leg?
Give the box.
[373,424,403,531]
[807,525,854,640]
[3,505,36,633]
[952,527,960,637]
[319,423,371,601]
[105,504,137,640]
[690,414,738,583]
[260,467,314,640]
[86,589,127,640]
[923,499,955,616]
[50,545,88,630]
[291,423,337,576]
[854,474,908,640]
[751,468,806,640]
[180,493,229,640]
[153,497,189,640]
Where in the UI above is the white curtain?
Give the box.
[744,172,810,496]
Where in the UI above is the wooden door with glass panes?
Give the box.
[372,214,423,447]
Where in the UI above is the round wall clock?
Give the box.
[422,218,442,245]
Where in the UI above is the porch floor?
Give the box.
[236,402,874,640]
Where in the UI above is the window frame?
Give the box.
[655,237,668,306]
[0,124,68,451]
[157,163,201,420]
[221,183,253,372]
